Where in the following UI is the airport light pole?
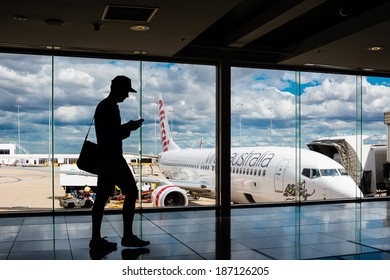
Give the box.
[383,112,390,195]
[236,103,243,146]
[15,105,22,154]
[384,112,390,162]
[268,107,273,143]
[155,103,157,155]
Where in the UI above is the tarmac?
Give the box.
[0,166,60,211]
[0,165,215,212]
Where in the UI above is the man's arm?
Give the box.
[120,119,144,139]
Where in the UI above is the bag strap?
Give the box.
[85,116,94,141]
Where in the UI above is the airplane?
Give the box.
[146,95,364,207]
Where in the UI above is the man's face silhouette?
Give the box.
[117,88,129,103]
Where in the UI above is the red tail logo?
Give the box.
[159,99,170,152]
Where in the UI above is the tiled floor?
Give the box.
[1,200,390,260]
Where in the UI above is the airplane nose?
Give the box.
[337,177,363,198]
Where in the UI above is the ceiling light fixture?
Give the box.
[132,50,147,55]
[303,63,352,70]
[367,46,384,51]
[130,25,150,31]
[13,15,27,21]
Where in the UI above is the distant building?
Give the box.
[0,143,16,155]
[0,143,78,166]
[0,143,149,166]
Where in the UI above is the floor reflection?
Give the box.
[1,201,390,259]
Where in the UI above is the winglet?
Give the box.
[158,94,180,152]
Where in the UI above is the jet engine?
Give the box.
[151,185,189,207]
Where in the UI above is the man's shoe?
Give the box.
[121,235,150,247]
[89,237,118,250]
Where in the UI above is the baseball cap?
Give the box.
[111,75,137,93]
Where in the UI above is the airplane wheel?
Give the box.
[83,200,93,208]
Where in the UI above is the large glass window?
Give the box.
[231,67,297,204]
[0,53,216,212]
[0,53,53,211]
[1,51,390,213]
[300,72,362,201]
[141,62,216,207]
[53,59,216,210]
[230,68,369,204]
[362,76,390,196]
[52,57,140,210]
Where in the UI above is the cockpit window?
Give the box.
[338,168,348,176]
[320,169,339,176]
[302,168,343,178]
[312,169,320,178]
[302,168,310,178]
[302,168,321,179]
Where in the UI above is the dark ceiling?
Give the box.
[2,0,390,75]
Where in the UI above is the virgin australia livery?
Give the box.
[147,95,363,207]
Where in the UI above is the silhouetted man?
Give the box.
[89,75,150,250]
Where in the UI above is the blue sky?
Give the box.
[0,53,389,154]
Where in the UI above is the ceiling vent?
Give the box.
[102,5,158,22]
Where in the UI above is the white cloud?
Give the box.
[1,53,390,153]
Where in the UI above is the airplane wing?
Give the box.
[59,164,213,195]
[58,164,214,207]
[123,152,159,159]
[135,175,213,195]
[60,170,97,177]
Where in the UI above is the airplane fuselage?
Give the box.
[158,146,362,203]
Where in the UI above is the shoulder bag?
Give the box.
[77,117,99,174]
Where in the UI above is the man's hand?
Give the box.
[127,119,144,131]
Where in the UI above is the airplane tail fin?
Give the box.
[158,94,180,152]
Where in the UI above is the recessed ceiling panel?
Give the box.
[102,5,158,22]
